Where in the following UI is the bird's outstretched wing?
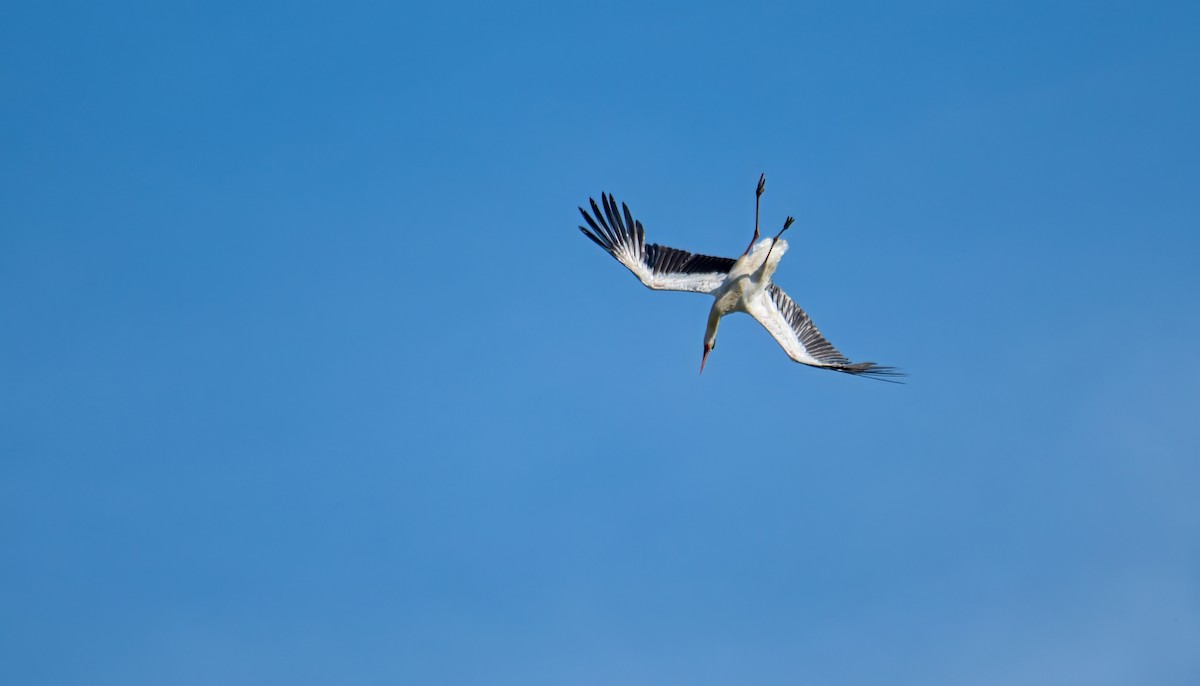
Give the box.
[579,193,735,294]
[747,284,904,381]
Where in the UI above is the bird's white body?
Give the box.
[714,237,786,315]
[707,237,786,341]
[577,186,900,380]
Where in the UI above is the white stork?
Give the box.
[578,175,902,380]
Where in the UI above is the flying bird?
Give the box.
[577,175,902,380]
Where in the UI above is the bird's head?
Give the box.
[700,341,714,374]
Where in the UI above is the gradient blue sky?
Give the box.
[3,1,1199,684]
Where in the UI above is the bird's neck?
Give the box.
[704,304,721,347]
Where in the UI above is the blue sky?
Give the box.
[2,1,1198,683]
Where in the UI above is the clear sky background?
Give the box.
[2,1,1198,684]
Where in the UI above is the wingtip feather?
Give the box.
[835,363,906,383]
